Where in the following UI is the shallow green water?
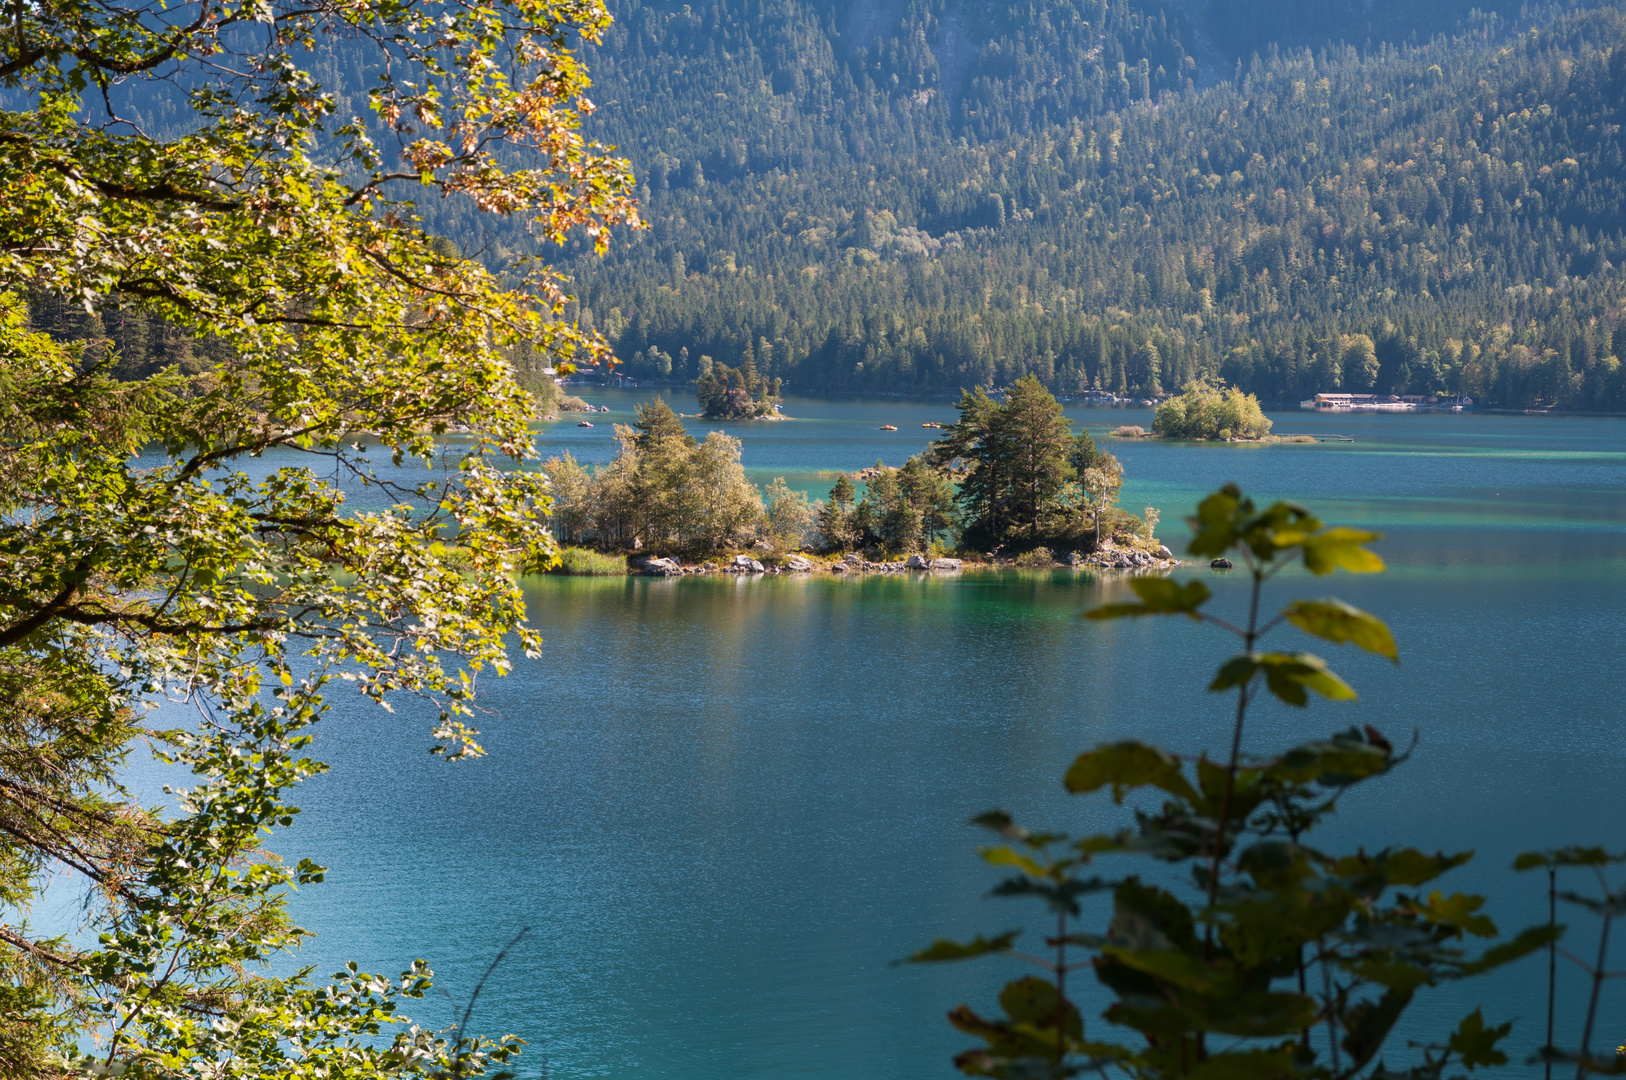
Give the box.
[263,397,1626,1076]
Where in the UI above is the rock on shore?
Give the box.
[638,556,682,576]
[1070,539,1181,571]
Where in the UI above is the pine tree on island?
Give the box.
[818,458,955,554]
[927,374,1124,552]
[817,474,859,552]
[631,396,695,450]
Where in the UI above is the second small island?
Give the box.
[1147,380,1275,441]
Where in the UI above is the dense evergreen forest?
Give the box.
[544,0,1626,409]
[25,0,1626,409]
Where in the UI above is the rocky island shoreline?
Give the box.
[629,536,1181,577]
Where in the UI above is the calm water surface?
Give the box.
[223,396,1626,1075]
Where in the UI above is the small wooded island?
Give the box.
[696,355,783,419]
[543,376,1182,576]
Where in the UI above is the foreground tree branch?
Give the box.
[0,0,642,1071]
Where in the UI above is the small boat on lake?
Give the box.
[879,424,897,431]
[577,421,594,428]
[922,422,940,428]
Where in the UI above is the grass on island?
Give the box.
[551,547,628,575]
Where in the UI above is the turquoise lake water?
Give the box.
[175,394,1626,1076]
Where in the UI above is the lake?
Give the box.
[281,391,1625,1078]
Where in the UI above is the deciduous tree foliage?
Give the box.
[544,404,764,552]
[0,0,638,1069]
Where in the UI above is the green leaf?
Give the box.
[1269,730,1392,785]
[1086,577,1211,620]
[1557,889,1626,917]
[907,931,1021,964]
[1233,839,1314,884]
[970,809,1017,835]
[1341,986,1414,1072]
[1264,652,1356,705]
[1414,890,1498,938]
[1076,832,1134,858]
[1345,955,1435,993]
[988,875,1111,914]
[1513,846,1626,871]
[1099,945,1230,995]
[1064,741,1199,804]
[998,975,1081,1037]
[1351,847,1473,888]
[1459,924,1562,975]
[1178,991,1321,1038]
[1448,1008,1512,1069]
[1283,598,1399,661]
[1209,652,1357,706]
[947,1003,1002,1038]
[980,846,1049,877]
[1209,653,1260,691]
[1186,1045,1301,1080]
[1298,526,1386,575]
[1113,879,1200,951]
[1185,484,1244,557]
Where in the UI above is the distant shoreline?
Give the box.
[553,384,1626,419]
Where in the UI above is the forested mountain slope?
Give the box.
[24,0,1626,409]
[548,0,1626,408]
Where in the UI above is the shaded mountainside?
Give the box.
[545,0,1626,409]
